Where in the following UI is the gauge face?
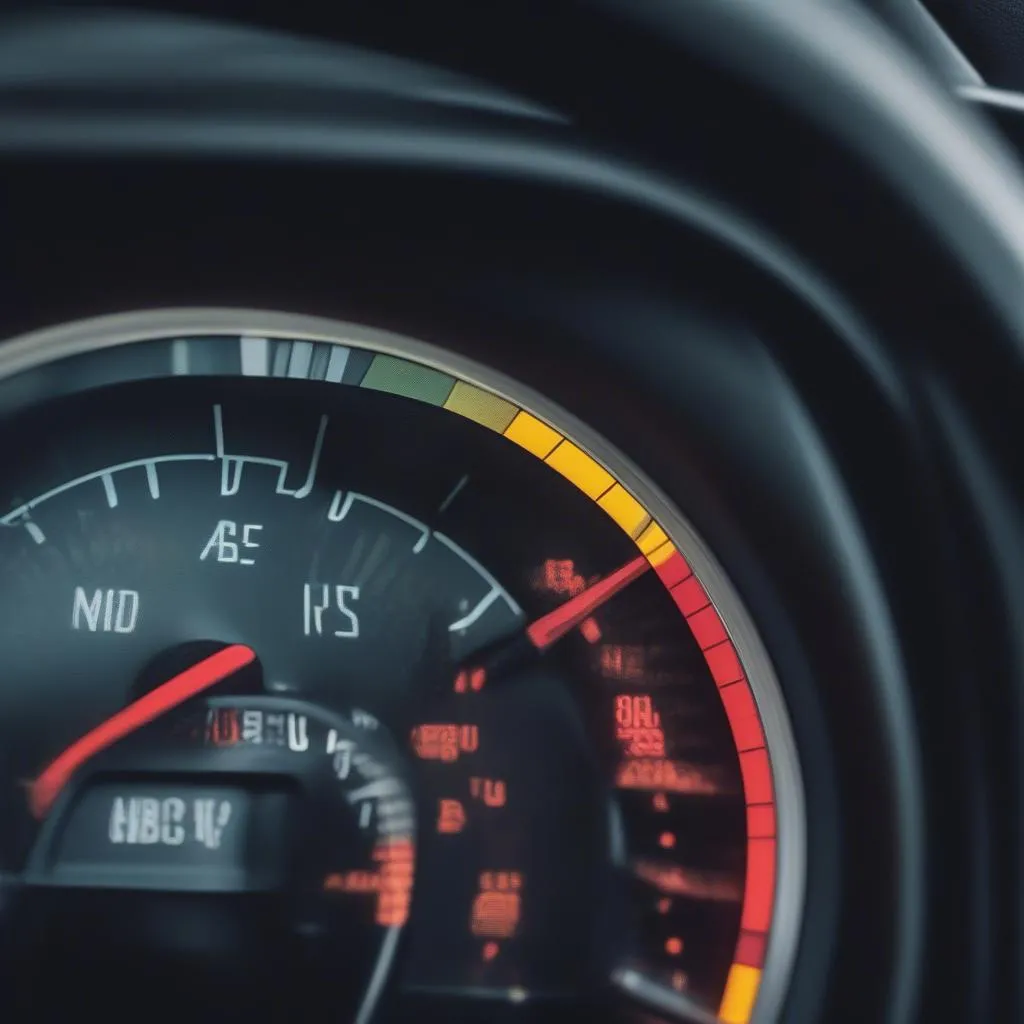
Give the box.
[0,313,801,1024]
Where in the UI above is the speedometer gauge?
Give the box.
[0,311,802,1024]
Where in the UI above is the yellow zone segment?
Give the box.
[476,396,668,552]
[503,410,563,458]
[545,440,615,500]
[646,539,677,568]
[444,381,519,433]
[719,963,761,1024]
[637,520,669,556]
[597,484,650,539]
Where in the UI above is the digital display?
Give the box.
[50,783,255,891]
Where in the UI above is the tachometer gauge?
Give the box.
[0,311,802,1024]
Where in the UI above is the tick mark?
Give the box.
[286,341,314,379]
[438,474,469,514]
[448,587,500,633]
[325,345,351,383]
[102,473,118,509]
[171,339,190,376]
[240,336,270,377]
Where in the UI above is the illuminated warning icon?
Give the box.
[471,889,521,939]
[436,799,466,834]
[470,871,522,939]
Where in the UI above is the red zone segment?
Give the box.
[653,547,775,973]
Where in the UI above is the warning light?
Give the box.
[580,617,602,643]
[436,799,466,834]
[600,645,646,680]
[659,831,676,850]
[653,793,669,812]
[454,667,486,693]
[482,941,500,962]
[666,937,683,956]
[205,708,240,747]
[470,777,507,807]
[536,559,586,596]
[471,873,522,939]
[657,897,671,914]
[411,724,479,762]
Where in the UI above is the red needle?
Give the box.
[526,554,651,652]
[28,643,256,820]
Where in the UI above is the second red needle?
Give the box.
[526,554,651,652]
[28,643,257,820]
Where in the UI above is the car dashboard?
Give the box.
[0,3,1021,1022]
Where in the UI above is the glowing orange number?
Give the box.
[615,694,665,757]
[616,694,660,728]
